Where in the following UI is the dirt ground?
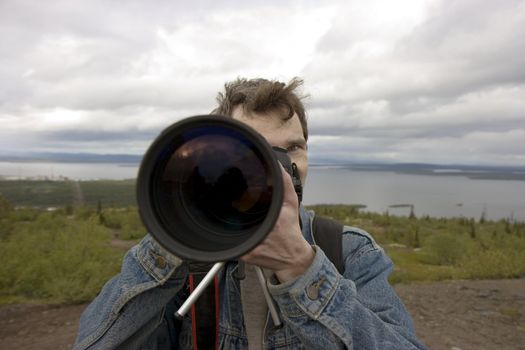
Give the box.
[395,278,525,350]
[0,278,524,350]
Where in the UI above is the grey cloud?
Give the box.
[302,0,525,167]
[31,78,219,111]
[41,129,159,142]
[392,3,525,98]
[1,0,524,166]
[0,0,271,112]
[308,0,525,104]
[1,129,155,155]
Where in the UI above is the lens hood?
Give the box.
[136,115,284,262]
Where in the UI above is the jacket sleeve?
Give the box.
[267,228,427,350]
[74,235,188,350]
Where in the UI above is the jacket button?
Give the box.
[150,255,167,269]
[155,256,167,269]
[306,276,327,300]
[149,250,168,269]
[307,283,320,300]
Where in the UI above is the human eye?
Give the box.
[287,143,306,153]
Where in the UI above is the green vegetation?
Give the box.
[309,204,525,283]
[79,179,137,207]
[1,181,524,304]
[100,207,145,240]
[0,180,75,207]
[0,191,144,304]
[0,179,137,208]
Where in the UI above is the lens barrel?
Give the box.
[136,115,284,262]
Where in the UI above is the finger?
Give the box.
[279,164,299,206]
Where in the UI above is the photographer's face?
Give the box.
[231,106,308,186]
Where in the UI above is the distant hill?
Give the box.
[310,162,525,181]
[0,152,142,163]
[1,152,524,181]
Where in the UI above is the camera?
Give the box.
[136,115,302,262]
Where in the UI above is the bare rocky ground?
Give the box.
[395,278,525,350]
[0,278,524,350]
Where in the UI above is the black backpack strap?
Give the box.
[312,216,344,274]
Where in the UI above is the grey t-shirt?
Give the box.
[240,264,271,350]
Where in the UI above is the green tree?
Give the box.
[409,205,415,219]
[469,219,476,239]
[0,194,12,219]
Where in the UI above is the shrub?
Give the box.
[8,208,40,222]
[421,232,469,266]
[102,208,146,240]
[459,249,525,279]
[0,194,12,218]
[73,206,97,220]
[0,213,123,303]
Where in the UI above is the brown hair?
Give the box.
[212,77,309,141]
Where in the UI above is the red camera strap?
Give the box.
[189,273,219,350]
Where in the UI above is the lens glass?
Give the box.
[152,125,275,251]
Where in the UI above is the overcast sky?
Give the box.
[1,0,524,166]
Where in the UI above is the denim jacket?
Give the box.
[74,207,427,349]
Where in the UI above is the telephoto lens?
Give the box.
[136,115,284,262]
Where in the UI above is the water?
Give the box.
[303,167,525,221]
[0,161,139,180]
[1,162,524,221]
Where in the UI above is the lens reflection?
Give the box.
[153,127,274,251]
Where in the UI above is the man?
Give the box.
[74,78,427,349]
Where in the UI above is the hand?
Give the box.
[240,165,315,283]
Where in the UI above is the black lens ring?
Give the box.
[136,115,284,262]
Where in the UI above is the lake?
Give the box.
[303,167,525,222]
[0,161,524,221]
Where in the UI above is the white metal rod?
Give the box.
[175,261,225,319]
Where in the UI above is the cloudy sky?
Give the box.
[1,0,524,166]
